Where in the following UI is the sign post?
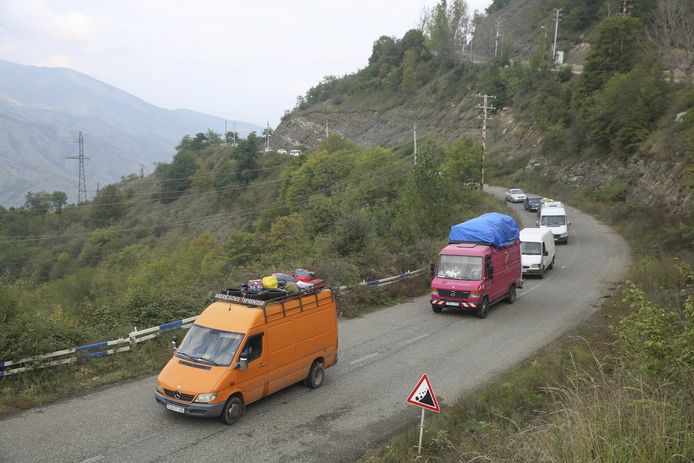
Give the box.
[406,373,440,455]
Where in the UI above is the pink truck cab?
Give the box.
[431,213,523,318]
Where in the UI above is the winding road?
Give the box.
[0,189,631,462]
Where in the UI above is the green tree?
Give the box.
[224,231,260,267]
[441,138,482,189]
[575,16,648,98]
[368,36,403,78]
[583,62,668,158]
[394,146,451,243]
[50,192,68,213]
[425,0,469,64]
[159,150,197,201]
[24,191,53,214]
[233,133,260,185]
[427,0,454,62]
[90,184,125,226]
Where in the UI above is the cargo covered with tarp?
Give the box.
[448,212,519,248]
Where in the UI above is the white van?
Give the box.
[537,202,571,243]
[520,228,555,278]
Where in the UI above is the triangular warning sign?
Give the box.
[406,373,440,412]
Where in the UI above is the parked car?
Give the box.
[524,196,542,212]
[277,149,288,155]
[289,149,301,156]
[505,188,527,203]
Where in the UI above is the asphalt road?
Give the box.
[0,190,631,463]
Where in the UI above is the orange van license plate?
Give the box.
[166,403,185,414]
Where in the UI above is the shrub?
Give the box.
[615,260,694,380]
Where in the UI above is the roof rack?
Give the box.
[213,287,332,323]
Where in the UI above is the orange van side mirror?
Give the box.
[237,358,248,371]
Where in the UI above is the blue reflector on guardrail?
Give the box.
[76,341,108,352]
[159,320,183,333]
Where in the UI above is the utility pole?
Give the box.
[66,131,88,204]
[233,121,238,146]
[552,9,562,64]
[224,120,227,145]
[413,121,418,166]
[540,25,548,56]
[622,0,630,15]
[265,121,270,151]
[476,94,495,191]
[325,120,329,138]
[494,21,500,57]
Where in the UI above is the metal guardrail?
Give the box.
[340,267,427,290]
[0,268,427,377]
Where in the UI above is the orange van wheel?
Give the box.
[304,361,325,389]
[220,394,245,425]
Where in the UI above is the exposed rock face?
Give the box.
[518,154,692,215]
[276,97,691,216]
[272,98,484,151]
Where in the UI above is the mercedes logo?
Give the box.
[174,391,181,399]
[451,290,456,297]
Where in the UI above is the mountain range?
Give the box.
[0,59,262,206]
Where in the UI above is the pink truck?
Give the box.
[430,213,523,318]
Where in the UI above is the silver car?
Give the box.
[505,188,527,203]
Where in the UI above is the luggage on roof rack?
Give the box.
[213,287,333,323]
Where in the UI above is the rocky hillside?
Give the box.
[273,0,693,219]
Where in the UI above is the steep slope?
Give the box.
[273,0,692,220]
[0,60,262,206]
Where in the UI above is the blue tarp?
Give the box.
[448,212,519,248]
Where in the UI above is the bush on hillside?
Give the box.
[616,259,694,381]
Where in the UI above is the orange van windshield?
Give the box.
[176,325,244,367]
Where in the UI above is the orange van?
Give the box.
[155,288,338,424]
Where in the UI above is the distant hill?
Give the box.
[0,60,262,206]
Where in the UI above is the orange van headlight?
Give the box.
[194,392,218,403]
[156,382,164,394]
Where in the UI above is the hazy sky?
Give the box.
[0,0,492,128]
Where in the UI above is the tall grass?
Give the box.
[504,360,693,462]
